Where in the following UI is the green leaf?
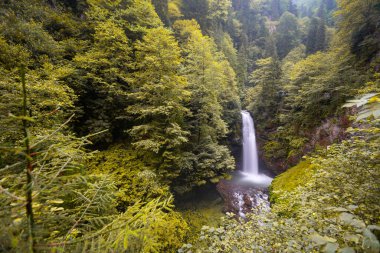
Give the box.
[324,243,339,253]
[343,234,361,244]
[339,213,365,229]
[339,212,354,223]
[326,207,349,212]
[363,228,380,253]
[123,232,128,249]
[47,199,64,204]
[338,247,355,253]
[9,115,35,122]
[310,233,337,246]
[342,93,378,108]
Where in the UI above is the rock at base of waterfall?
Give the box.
[216,179,270,217]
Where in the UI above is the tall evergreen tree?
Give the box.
[127,27,190,180]
[288,0,298,17]
[173,20,236,191]
[317,1,327,19]
[336,0,380,62]
[315,18,327,52]
[275,11,300,59]
[270,0,282,20]
[151,0,170,26]
[237,33,249,88]
[305,17,319,54]
[246,57,282,129]
[325,0,337,13]
[264,35,278,59]
[71,20,132,144]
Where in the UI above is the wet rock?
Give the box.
[216,179,269,217]
[258,108,355,174]
[243,194,253,207]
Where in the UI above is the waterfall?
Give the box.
[241,110,259,175]
[240,110,273,186]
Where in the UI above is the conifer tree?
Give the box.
[325,0,336,12]
[71,20,132,144]
[306,17,319,54]
[236,33,249,87]
[151,0,170,26]
[264,35,278,59]
[288,0,298,17]
[173,20,236,191]
[271,0,282,20]
[127,27,190,180]
[86,0,162,40]
[317,1,326,19]
[275,11,300,59]
[335,0,380,62]
[208,0,233,27]
[315,18,327,52]
[246,57,282,129]
[306,16,327,55]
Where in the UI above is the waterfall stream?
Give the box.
[241,111,259,174]
[240,111,273,186]
[213,111,273,218]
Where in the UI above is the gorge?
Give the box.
[0,0,379,252]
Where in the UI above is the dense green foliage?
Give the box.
[1,0,379,252]
[180,0,380,251]
[0,0,239,251]
[242,0,379,171]
[184,117,380,252]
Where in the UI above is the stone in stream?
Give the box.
[216,179,270,217]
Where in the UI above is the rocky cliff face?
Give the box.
[258,110,354,174]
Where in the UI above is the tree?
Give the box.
[181,0,209,30]
[236,34,249,88]
[305,17,319,54]
[264,35,278,59]
[281,44,306,84]
[283,49,363,129]
[271,0,282,20]
[335,0,380,62]
[86,0,162,41]
[151,0,170,26]
[127,27,190,181]
[325,0,336,12]
[0,68,116,252]
[315,18,327,52]
[288,0,298,16]
[208,0,233,27]
[70,20,132,144]
[219,32,238,71]
[246,57,282,130]
[168,0,184,21]
[317,1,326,19]
[275,11,300,59]
[173,20,237,192]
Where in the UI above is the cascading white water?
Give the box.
[241,111,259,175]
[240,110,273,186]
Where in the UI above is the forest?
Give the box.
[0,0,379,252]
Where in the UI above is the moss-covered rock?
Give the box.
[270,160,316,201]
[269,160,317,215]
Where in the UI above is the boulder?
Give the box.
[217,179,269,217]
